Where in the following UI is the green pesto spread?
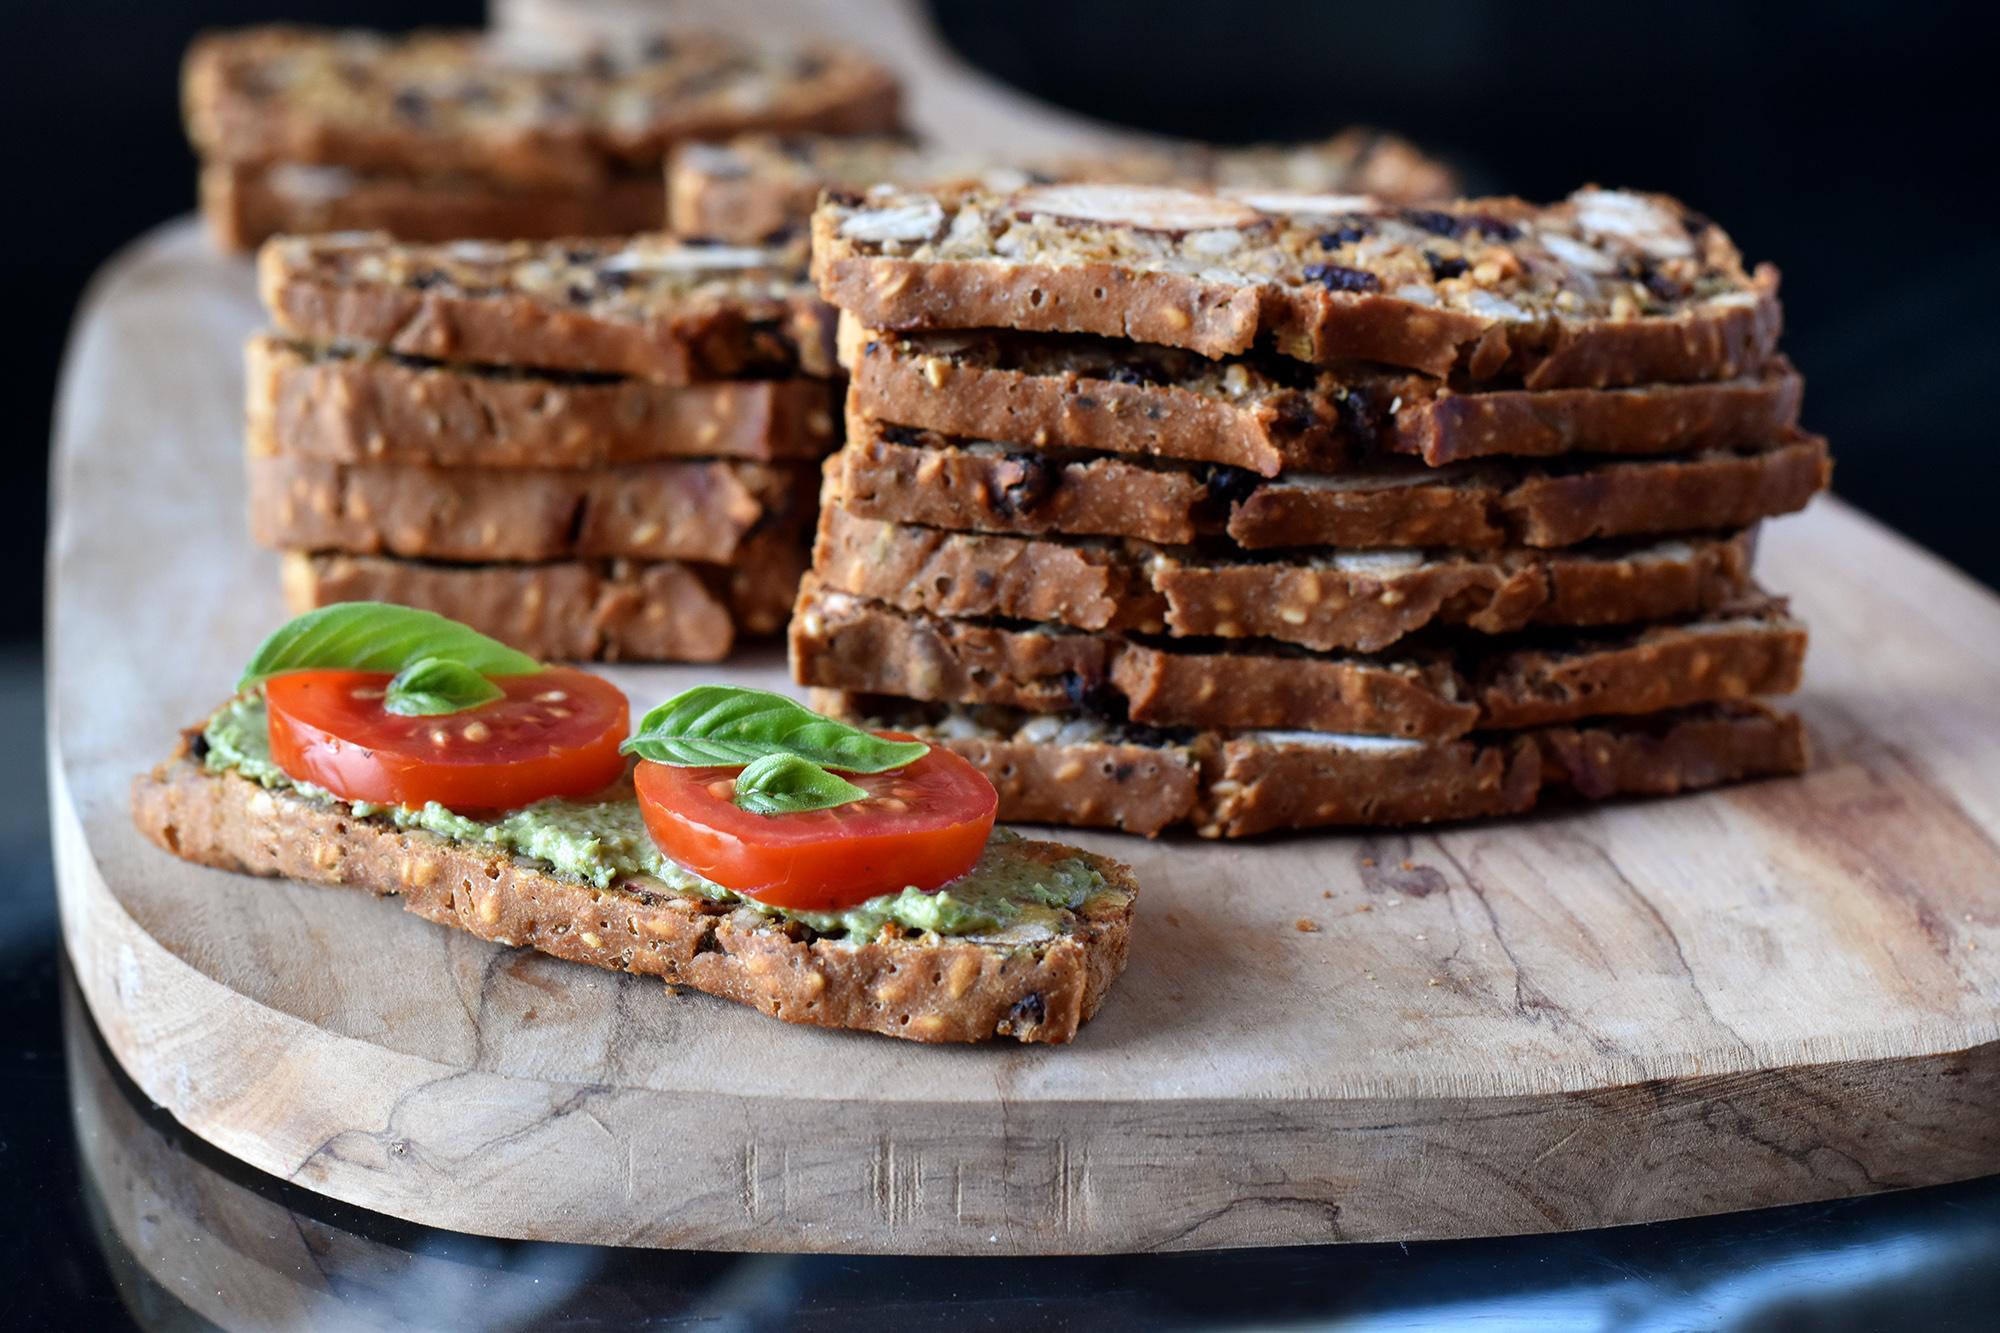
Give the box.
[201,695,1110,941]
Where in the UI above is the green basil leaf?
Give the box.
[239,602,542,690]
[730,753,868,816]
[622,685,928,772]
[383,656,506,717]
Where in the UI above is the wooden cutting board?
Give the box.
[52,3,2000,1254]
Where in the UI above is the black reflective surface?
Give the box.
[4,651,1998,1329]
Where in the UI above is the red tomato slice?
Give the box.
[633,737,998,910]
[266,667,629,811]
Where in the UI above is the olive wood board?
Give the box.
[49,217,2000,1254]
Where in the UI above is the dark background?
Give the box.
[7,0,1996,649]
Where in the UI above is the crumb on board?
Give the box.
[1401,859,1416,871]
[1165,911,1181,928]
[1360,856,1376,868]
[1295,918,1321,933]
[1322,889,1333,899]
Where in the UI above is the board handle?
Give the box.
[489,0,1161,153]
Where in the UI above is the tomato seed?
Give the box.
[429,729,451,746]
[462,720,492,743]
[536,690,569,703]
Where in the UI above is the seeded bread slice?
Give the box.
[810,695,1808,837]
[811,508,1759,653]
[836,416,1828,551]
[848,330,1805,474]
[668,129,1455,244]
[260,233,837,383]
[200,163,665,253]
[249,455,816,565]
[132,742,1130,1043]
[814,185,1780,387]
[184,27,900,187]
[280,530,807,662]
[791,580,1802,739]
[248,337,839,469]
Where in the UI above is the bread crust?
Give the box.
[250,455,815,565]
[811,509,1759,654]
[849,331,1806,472]
[813,186,1782,387]
[811,695,1808,837]
[184,27,900,186]
[201,163,664,253]
[281,533,808,662]
[790,579,1804,739]
[131,746,1131,1043]
[248,338,838,469]
[260,233,837,383]
[834,423,1827,551]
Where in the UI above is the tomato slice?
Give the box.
[266,667,629,811]
[633,737,998,910]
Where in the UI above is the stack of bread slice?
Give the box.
[183,26,899,250]
[792,183,1829,836]
[248,231,841,661]
[668,129,1456,244]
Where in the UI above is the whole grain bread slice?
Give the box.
[201,163,666,253]
[250,455,816,565]
[790,577,1804,739]
[132,744,1129,1043]
[249,337,838,468]
[184,27,900,186]
[848,329,1805,474]
[810,694,1808,837]
[669,128,1455,244]
[260,233,836,383]
[812,507,1759,653]
[814,185,1781,387]
[835,416,1828,550]
[280,530,808,662]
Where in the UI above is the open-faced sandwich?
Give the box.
[131,604,1135,1043]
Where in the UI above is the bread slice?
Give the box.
[260,233,836,383]
[248,337,838,468]
[184,27,900,187]
[836,415,1827,550]
[814,185,1780,387]
[668,129,1455,244]
[810,508,1760,653]
[811,694,1809,837]
[792,579,1803,739]
[200,163,665,253]
[132,739,1131,1043]
[249,455,816,565]
[280,531,807,662]
[848,329,1806,473]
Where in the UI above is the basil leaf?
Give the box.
[623,686,928,772]
[383,656,506,717]
[731,753,868,816]
[239,602,541,690]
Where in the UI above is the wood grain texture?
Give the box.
[49,217,2000,1255]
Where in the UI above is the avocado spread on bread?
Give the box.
[202,695,1110,940]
